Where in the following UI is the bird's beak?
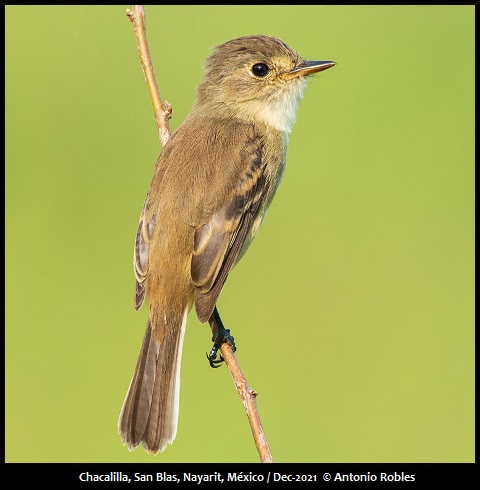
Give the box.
[282,60,336,80]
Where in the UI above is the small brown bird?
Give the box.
[118,35,335,453]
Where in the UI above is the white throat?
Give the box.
[241,78,307,133]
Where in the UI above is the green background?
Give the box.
[5,5,474,463]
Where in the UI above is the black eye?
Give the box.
[251,63,270,77]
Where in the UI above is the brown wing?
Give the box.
[192,138,268,323]
[133,198,151,310]
[133,164,166,310]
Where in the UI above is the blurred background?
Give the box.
[5,5,474,463]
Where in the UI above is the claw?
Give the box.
[206,351,224,368]
[207,307,237,368]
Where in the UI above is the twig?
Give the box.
[216,331,274,463]
[221,349,274,462]
[208,308,273,462]
[126,5,172,147]
[126,5,273,463]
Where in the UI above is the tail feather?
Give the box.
[118,310,187,453]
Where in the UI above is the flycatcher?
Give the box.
[119,35,335,453]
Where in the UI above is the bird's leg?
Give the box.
[207,306,236,368]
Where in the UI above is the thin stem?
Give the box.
[221,343,274,463]
[126,5,273,463]
[209,309,274,463]
[126,5,172,148]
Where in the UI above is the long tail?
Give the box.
[118,310,187,453]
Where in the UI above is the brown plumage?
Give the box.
[118,35,335,453]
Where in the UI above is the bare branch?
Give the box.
[219,342,274,463]
[209,310,274,463]
[126,5,273,463]
[127,5,172,147]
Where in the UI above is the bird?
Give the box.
[118,34,335,454]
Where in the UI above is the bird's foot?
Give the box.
[207,327,236,368]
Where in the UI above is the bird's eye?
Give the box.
[251,63,270,77]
